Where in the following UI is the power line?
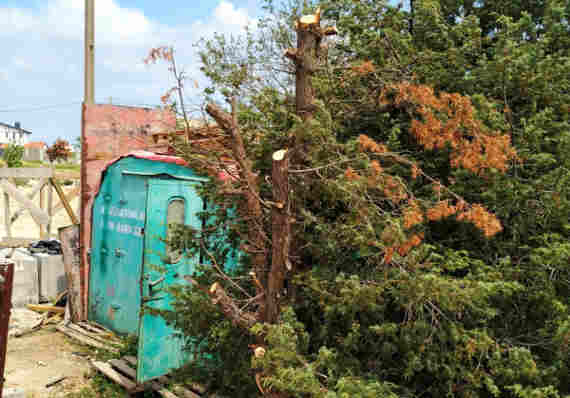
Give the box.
[0,101,83,113]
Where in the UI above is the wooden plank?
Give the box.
[172,385,201,398]
[50,178,78,224]
[10,178,48,224]
[13,313,46,338]
[90,360,142,392]
[0,180,49,225]
[3,193,10,238]
[77,322,116,338]
[47,182,53,237]
[80,321,116,335]
[123,355,137,367]
[40,183,46,238]
[59,225,82,322]
[151,382,179,398]
[109,359,137,379]
[66,323,122,347]
[51,185,80,216]
[54,170,81,180]
[123,355,203,396]
[57,324,119,353]
[0,238,36,248]
[0,168,53,179]
[26,304,65,314]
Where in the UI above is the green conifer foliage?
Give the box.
[153,0,569,396]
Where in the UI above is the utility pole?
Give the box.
[80,0,94,321]
[84,0,95,104]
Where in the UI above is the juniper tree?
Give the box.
[148,1,570,396]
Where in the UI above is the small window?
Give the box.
[166,198,185,263]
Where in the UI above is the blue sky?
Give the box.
[0,0,260,144]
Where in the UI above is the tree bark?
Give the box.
[205,102,268,320]
[266,149,290,323]
[209,282,257,329]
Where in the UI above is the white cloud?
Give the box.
[215,1,252,28]
[0,0,257,143]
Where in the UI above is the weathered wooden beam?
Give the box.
[0,168,53,179]
[10,178,48,224]
[90,360,142,392]
[50,178,79,224]
[108,359,137,379]
[40,183,46,238]
[3,193,10,238]
[0,180,49,225]
[51,186,80,216]
[47,183,53,237]
[57,324,119,353]
[54,170,81,180]
[0,238,36,249]
[26,304,65,314]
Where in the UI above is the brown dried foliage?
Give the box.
[145,46,174,64]
[351,60,376,76]
[380,83,518,174]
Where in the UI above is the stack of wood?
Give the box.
[17,290,67,337]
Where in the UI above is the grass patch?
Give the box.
[54,163,80,171]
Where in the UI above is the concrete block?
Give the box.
[2,388,25,398]
[33,253,66,301]
[0,248,39,307]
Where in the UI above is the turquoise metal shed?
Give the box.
[89,153,209,383]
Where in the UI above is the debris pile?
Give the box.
[27,240,62,255]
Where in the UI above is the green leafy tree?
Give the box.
[3,144,24,168]
[148,0,570,396]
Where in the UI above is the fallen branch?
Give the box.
[184,276,257,329]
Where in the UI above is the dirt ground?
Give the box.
[5,326,92,397]
[0,180,93,397]
[0,180,80,240]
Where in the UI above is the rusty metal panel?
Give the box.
[0,260,14,395]
[80,104,176,320]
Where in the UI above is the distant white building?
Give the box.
[0,121,31,146]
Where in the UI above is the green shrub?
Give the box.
[3,144,24,168]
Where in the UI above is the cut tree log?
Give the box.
[266,149,290,323]
[299,8,321,27]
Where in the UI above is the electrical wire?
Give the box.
[0,101,83,113]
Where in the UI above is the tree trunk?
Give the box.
[266,149,290,323]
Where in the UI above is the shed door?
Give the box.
[137,178,202,383]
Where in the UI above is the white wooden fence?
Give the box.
[0,168,79,248]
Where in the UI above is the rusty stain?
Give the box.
[106,285,115,297]
[80,103,176,320]
[108,306,115,321]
